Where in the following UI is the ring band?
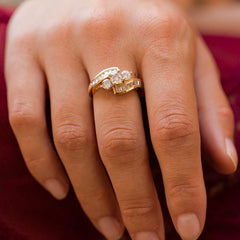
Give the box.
[88,67,143,97]
[92,78,142,95]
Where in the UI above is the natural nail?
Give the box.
[177,213,200,240]
[44,178,67,200]
[134,231,160,240]
[97,216,123,240]
[225,138,238,170]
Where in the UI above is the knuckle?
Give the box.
[160,9,189,36]
[80,8,124,42]
[8,12,35,48]
[217,105,234,123]
[99,119,138,158]
[140,7,193,60]
[10,31,35,49]
[41,21,71,46]
[141,7,189,42]
[25,155,45,168]
[152,103,197,142]
[9,100,40,129]
[121,198,155,219]
[79,189,107,212]
[167,180,202,203]
[54,122,89,151]
[100,125,138,158]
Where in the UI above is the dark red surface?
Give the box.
[1,7,240,240]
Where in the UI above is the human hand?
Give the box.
[5,0,238,239]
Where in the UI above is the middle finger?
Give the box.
[42,52,124,239]
[141,16,207,240]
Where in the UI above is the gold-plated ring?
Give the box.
[88,67,143,97]
[92,78,142,95]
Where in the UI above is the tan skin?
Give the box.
[5,0,238,240]
[190,2,240,37]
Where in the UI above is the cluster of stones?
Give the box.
[89,67,120,89]
[115,80,141,93]
[101,70,132,90]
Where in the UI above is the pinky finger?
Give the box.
[195,37,238,174]
[5,52,69,199]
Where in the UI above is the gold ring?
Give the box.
[88,67,143,97]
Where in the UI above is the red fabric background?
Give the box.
[1,7,240,240]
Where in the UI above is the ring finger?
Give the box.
[85,53,165,239]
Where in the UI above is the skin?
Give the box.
[190,3,240,37]
[5,0,238,239]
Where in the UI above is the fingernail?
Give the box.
[97,216,123,240]
[225,138,238,170]
[44,179,67,200]
[177,213,200,240]
[134,231,160,240]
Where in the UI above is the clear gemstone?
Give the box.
[106,71,109,76]
[110,69,118,76]
[102,74,105,79]
[121,70,131,80]
[111,73,123,84]
[102,79,112,89]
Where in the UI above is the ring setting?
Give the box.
[88,67,143,96]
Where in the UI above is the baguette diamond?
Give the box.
[114,79,142,94]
